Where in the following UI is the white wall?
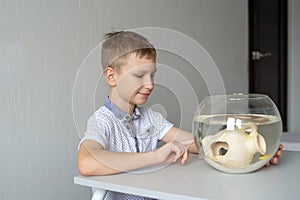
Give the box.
[0,0,247,199]
[288,0,300,132]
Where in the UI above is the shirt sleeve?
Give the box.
[148,108,174,140]
[79,111,108,149]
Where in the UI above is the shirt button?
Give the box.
[146,129,150,133]
[125,115,130,120]
[126,125,130,129]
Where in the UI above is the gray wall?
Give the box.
[288,0,300,132]
[8,0,300,199]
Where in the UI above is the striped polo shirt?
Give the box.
[80,97,173,199]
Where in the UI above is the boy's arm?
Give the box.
[77,139,190,176]
[77,139,154,176]
[162,126,198,154]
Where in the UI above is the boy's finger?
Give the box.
[271,157,279,165]
[171,145,183,162]
[181,150,189,165]
[276,150,283,157]
[278,144,284,150]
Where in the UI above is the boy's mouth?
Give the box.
[138,92,151,97]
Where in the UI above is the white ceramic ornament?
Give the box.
[202,124,266,168]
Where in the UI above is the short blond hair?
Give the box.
[101,31,156,72]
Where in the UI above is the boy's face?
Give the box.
[113,54,157,107]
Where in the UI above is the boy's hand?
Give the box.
[179,140,195,164]
[264,144,284,167]
[154,140,194,165]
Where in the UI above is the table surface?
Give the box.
[74,151,300,200]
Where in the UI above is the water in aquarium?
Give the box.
[193,114,282,172]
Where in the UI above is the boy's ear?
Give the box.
[104,66,117,86]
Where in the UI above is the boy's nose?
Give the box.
[144,81,154,90]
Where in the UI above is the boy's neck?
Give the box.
[108,95,135,116]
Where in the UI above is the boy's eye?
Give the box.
[135,74,144,78]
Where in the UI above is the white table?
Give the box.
[74,150,300,200]
[281,132,300,151]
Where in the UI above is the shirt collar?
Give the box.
[104,96,140,121]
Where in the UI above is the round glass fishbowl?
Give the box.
[193,94,282,173]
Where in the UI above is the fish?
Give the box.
[259,154,271,160]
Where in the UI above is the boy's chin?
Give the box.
[134,100,148,105]
[132,98,149,105]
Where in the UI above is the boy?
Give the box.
[77,31,282,199]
